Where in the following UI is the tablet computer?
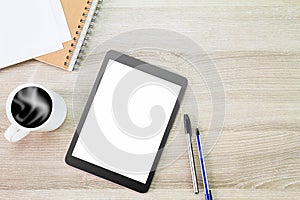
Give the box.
[65,50,187,193]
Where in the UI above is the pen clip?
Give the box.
[206,190,213,200]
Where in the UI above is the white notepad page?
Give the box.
[50,0,71,42]
[0,0,64,68]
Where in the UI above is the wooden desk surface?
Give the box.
[0,0,299,199]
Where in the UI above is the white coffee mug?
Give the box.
[4,83,67,142]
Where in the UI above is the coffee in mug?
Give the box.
[5,83,67,142]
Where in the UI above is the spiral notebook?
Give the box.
[35,0,103,71]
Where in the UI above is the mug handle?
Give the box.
[4,125,30,142]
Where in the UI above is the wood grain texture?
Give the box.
[0,0,299,199]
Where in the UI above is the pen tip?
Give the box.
[209,190,213,200]
[196,128,200,135]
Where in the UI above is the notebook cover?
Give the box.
[35,0,88,71]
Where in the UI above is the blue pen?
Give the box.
[196,128,213,200]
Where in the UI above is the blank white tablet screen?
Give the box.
[72,59,181,184]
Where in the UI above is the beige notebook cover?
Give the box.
[36,0,101,71]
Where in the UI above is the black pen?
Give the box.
[183,114,199,194]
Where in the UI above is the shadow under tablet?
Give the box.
[65,50,187,193]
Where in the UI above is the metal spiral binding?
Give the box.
[64,0,103,70]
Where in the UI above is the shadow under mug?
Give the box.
[4,83,67,142]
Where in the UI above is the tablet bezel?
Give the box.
[65,50,187,193]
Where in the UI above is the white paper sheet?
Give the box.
[0,0,64,68]
[50,0,71,42]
